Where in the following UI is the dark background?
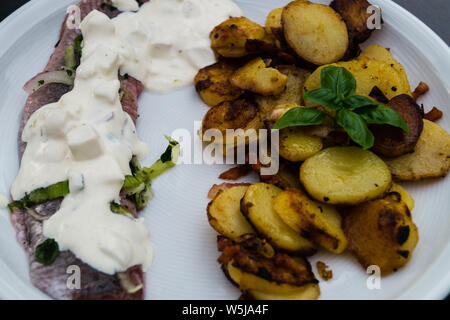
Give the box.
[0,0,449,300]
[1,0,449,44]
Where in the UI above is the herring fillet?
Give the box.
[10,0,147,300]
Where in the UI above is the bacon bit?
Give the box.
[208,182,251,199]
[424,106,443,122]
[369,86,389,104]
[277,51,297,64]
[275,254,308,274]
[412,81,430,100]
[219,165,251,181]
[245,39,297,65]
[259,173,283,186]
[238,294,250,300]
[316,261,333,281]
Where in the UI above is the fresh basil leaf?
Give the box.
[35,239,60,266]
[336,109,374,149]
[303,88,341,110]
[355,105,410,134]
[344,95,378,109]
[320,66,356,98]
[273,107,326,130]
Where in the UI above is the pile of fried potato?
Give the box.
[200,0,450,300]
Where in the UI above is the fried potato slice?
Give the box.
[230,58,288,96]
[384,120,450,180]
[207,185,255,241]
[194,60,244,107]
[300,147,392,205]
[359,44,411,94]
[227,262,309,294]
[247,284,320,300]
[273,188,347,253]
[241,183,316,254]
[303,57,412,108]
[256,65,310,120]
[389,183,414,211]
[201,98,263,145]
[282,0,349,65]
[343,193,419,275]
[279,126,323,162]
[210,17,266,58]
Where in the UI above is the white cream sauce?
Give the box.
[11,0,241,275]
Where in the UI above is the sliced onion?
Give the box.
[26,208,50,221]
[23,70,74,94]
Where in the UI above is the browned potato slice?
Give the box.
[256,66,310,120]
[273,188,347,253]
[389,183,414,211]
[241,183,316,254]
[300,147,392,205]
[279,126,323,162]
[385,120,450,180]
[265,8,283,37]
[210,17,266,58]
[303,57,412,109]
[371,95,424,157]
[343,193,419,275]
[330,0,377,58]
[201,98,263,145]
[207,185,255,241]
[230,58,288,96]
[282,0,349,65]
[194,60,244,107]
[247,284,320,300]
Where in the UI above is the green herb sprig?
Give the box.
[273,66,409,149]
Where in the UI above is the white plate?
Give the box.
[0,0,449,300]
